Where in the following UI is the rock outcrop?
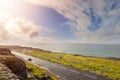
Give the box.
[3,57,27,79]
[0,48,12,55]
[0,63,19,80]
[0,48,27,79]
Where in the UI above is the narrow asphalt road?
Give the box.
[12,51,110,80]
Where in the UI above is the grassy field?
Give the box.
[13,48,120,80]
[0,54,58,80]
[25,61,58,80]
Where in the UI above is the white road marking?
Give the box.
[40,66,50,71]
[69,69,79,74]
[65,73,72,77]
[84,74,97,80]
[56,75,60,78]
[12,51,108,80]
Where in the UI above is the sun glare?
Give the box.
[0,0,15,9]
[0,0,20,14]
[5,19,16,31]
[0,0,25,31]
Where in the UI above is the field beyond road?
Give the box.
[3,46,120,80]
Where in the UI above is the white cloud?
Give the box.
[24,0,90,29]
[109,10,120,16]
[24,0,120,43]
[0,24,9,40]
[0,14,56,43]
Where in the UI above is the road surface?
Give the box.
[12,51,110,80]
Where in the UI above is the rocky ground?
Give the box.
[0,48,27,80]
[0,63,19,80]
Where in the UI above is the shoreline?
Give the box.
[23,46,120,61]
[25,46,120,60]
[1,45,120,80]
[0,45,120,61]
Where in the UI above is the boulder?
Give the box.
[3,57,27,79]
[0,48,27,79]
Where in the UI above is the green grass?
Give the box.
[0,54,58,80]
[25,61,58,80]
[11,48,120,80]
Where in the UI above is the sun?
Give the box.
[0,0,28,32]
[5,19,15,31]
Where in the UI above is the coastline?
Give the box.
[1,45,120,60]
[1,45,120,80]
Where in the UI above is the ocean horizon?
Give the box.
[30,43,120,58]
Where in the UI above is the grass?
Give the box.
[25,61,58,80]
[14,48,120,80]
[0,54,58,80]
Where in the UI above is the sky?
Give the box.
[0,0,120,45]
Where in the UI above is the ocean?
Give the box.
[32,43,120,58]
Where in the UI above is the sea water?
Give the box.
[32,43,120,58]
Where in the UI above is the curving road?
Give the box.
[12,51,110,80]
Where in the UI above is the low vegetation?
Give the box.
[26,62,58,80]
[18,48,120,80]
[0,55,28,79]
[0,48,58,80]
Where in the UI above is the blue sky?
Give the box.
[28,6,74,40]
[0,0,120,44]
